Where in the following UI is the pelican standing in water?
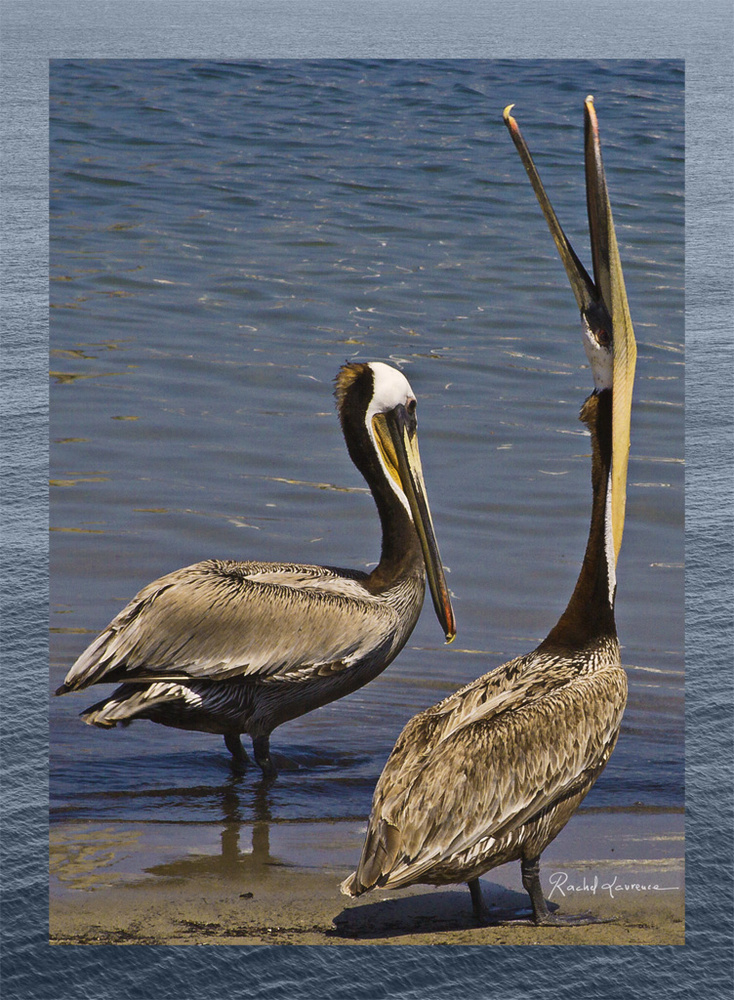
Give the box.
[341,98,637,925]
[56,361,456,777]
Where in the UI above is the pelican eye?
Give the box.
[404,397,419,439]
[594,327,611,347]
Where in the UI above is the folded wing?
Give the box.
[60,559,400,692]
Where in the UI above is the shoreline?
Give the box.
[50,808,684,946]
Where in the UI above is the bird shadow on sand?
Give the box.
[329,883,553,939]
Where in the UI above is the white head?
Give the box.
[365,362,417,420]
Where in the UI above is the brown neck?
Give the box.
[367,494,424,593]
[540,388,616,653]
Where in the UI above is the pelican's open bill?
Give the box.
[341,98,637,928]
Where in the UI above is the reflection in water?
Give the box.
[145,777,277,882]
[50,774,284,890]
[50,825,145,890]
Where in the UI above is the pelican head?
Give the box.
[335,361,456,642]
[503,97,637,564]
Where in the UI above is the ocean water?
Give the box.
[2,4,732,1000]
[48,59,684,834]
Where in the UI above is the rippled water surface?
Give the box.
[49,60,683,849]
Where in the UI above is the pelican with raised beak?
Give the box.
[341,98,636,925]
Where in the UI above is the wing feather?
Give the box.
[61,559,400,690]
[353,660,626,890]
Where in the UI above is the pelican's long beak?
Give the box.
[583,97,637,564]
[503,98,637,564]
[503,103,599,319]
[373,408,456,642]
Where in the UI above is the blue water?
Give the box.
[2,5,732,1000]
[48,59,684,836]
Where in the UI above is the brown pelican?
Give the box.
[56,361,456,777]
[341,97,637,925]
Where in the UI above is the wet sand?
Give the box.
[50,809,684,945]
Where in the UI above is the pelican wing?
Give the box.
[61,559,402,691]
[351,661,626,891]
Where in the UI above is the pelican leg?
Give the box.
[521,855,613,926]
[252,735,277,780]
[521,855,558,924]
[224,733,249,765]
[467,878,490,924]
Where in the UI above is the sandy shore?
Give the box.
[50,809,684,946]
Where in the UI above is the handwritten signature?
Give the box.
[547,871,680,900]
